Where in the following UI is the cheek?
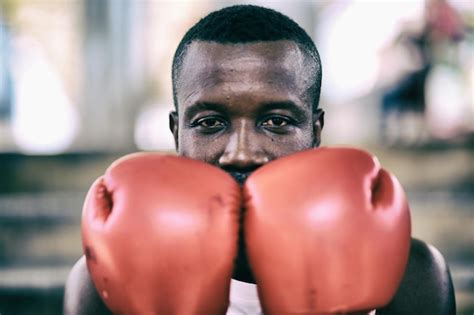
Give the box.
[266,128,314,157]
[178,131,226,164]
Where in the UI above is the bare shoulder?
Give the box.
[63,256,112,315]
[377,238,456,315]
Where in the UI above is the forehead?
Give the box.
[176,40,314,110]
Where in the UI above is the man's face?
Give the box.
[170,40,323,184]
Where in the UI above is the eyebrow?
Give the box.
[183,100,309,121]
[183,102,229,119]
[258,101,308,121]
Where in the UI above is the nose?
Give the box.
[218,119,269,170]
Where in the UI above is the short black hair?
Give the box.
[172,4,322,112]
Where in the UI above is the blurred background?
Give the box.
[0,0,472,314]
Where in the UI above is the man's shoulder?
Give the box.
[63,256,111,315]
[378,238,456,315]
[409,238,451,278]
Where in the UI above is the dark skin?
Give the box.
[63,40,455,315]
[170,41,323,182]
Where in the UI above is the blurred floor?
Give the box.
[0,145,472,314]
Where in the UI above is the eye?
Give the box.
[259,115,296,134]
[261,117,289,127]
[198,118,225,128]
[192,116,227,133]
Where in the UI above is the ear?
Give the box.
[312,108,324,147]
[169,111,179,151]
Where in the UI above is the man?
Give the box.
[64,5,455,314]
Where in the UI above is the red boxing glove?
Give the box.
[244,147,411,314]
[82,153,240,314]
